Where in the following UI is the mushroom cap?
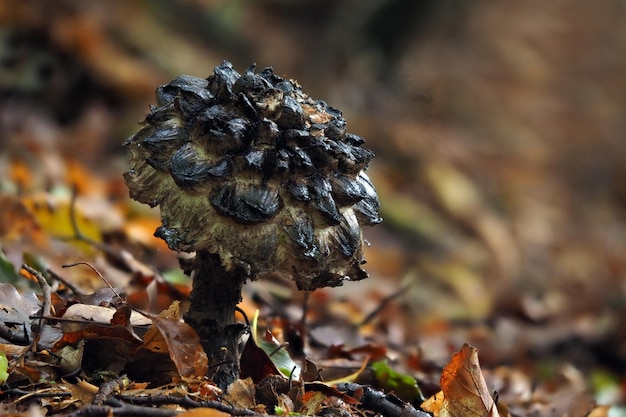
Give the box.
[124,61,381,290]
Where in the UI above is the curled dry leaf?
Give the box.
[421,343,503,417]
[151,316,208,379]
[61,303,152,332]
[141,301,208,379]
[223,377,258,411]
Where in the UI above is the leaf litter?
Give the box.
[1,1,624,415]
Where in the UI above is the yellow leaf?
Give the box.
[22,191,102,252]
[421,391,445,416]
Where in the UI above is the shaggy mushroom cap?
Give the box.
[124,61,381,290]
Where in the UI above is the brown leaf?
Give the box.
[110,304,132,326]
[0,194,37,241]
[53,322,143,374]
[53,321,142,352]
[223,377,258,411]
[300,391,326,415]
[239,335,281,383]
[422,343,501,417]
[125,302,204,383]
[151,316,208,378]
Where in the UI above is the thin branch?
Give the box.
[63,184,139,272]
[268,343,289,357]
[93,375,130,406]
[47,267,83,295]
[66,404,178,417]
[117,394,264,416]
[358,284,410,327]
[21,264,52,351]
[336,382,431,417]
[68,183,104,249]
[22,264,52,319]
[2,388,72,399]
[62,261,124,304]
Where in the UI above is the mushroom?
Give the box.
[124,61,381,388]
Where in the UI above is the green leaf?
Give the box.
[370,360,424,404]
[161,268,189,285]
[0,249,19,284]
[0,352,9,384]
[251,311,300,379]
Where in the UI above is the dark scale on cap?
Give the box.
[124,61,381,290]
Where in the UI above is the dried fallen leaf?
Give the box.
[0,195,38,244]
[56,340,85,374]
[0,282,41,343]
[421,343,502,417]
[422,391,446,416]
[61,303,152,333]
[139,301,208,378]
[586,405,610,417]
[151,316,208,378]
[68,379,98,407]
[300,391,326,415]
[223,377,258,411]
[176,408,231,417]
[53,305,144,374]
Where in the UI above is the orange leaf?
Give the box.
[421,391,445,416]
[176,408,231,417]
[422,343,500,417]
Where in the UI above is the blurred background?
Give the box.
[1,0,625,402]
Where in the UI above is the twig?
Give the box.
[358,284,410,327]
[22,264,52,319]
[21,264,52,350]
[2,388,72,399]
[93,375,129,405]
[62,261,124,304]
[268,343,289,357]
[66,403,178,417]
[118,394,261,416]
[47,267,83,295]
[335,382,431,417]
[64,184,139,272]
[68,184,104,250]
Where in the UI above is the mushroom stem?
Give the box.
[184,250,246,389]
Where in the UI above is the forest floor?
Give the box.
[0,1,625,416]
